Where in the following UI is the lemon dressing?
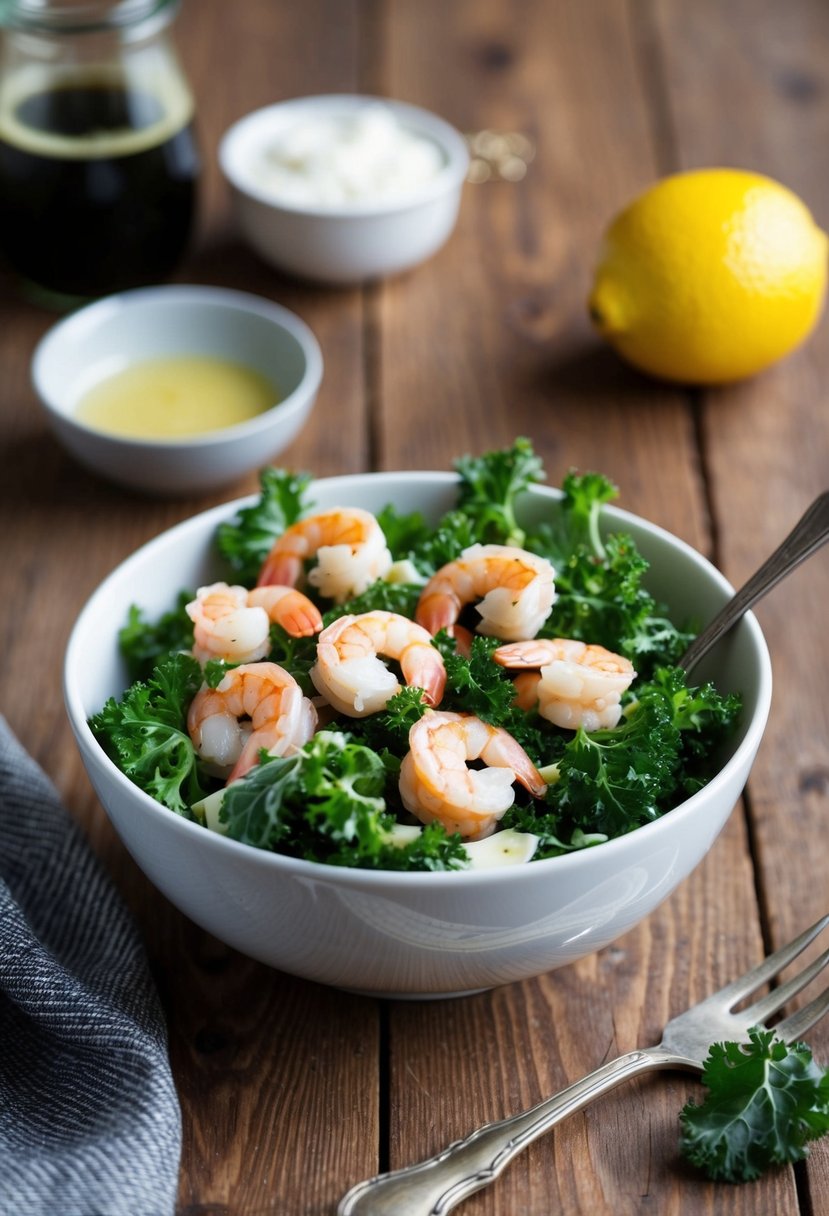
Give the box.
[75,356,279,440]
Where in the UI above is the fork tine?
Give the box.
[743,946,829,1025]
[711,914,829,1009]
[774,983,829,1044]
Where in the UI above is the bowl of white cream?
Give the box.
[218,95,469,284]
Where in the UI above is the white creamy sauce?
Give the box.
[250,104,445,207]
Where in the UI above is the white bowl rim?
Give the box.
[31,284,324,452]
[218,93,471,219]
[64,470,773,889]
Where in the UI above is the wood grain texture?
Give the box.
[1,0,826,1213]
[0,3,378,1213]
[375,0,707,550]
[652,0,829,1208]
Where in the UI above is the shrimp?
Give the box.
[257,507,393,603]
[493,638,636,732]
[310,610,446,717]
[247,585,323,637]
[187,661,317,784]
[399,711,547,840]
[186,581,322,664]
[415,544,556,642]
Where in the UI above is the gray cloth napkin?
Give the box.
[0,718,181,1216]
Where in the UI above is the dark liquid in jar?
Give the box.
[0,80,199,298]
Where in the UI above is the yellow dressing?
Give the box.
[75,355,279,440]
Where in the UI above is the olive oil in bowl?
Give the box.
[76,356,279,440]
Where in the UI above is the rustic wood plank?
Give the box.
[0,3,378,1213]
[375,0,707,549]
[373,0,800,1212]
[653,0,829,1209]
[387,823,792,1215]
[2,0,824,1212]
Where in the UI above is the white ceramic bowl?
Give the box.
[218,95,469,284]
[32,285,323,496]
[64,473,772,999]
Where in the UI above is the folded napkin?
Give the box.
[0,718,181,1216]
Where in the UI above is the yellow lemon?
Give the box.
[588,168,828,384]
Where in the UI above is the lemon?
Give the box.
[588,169,828,384]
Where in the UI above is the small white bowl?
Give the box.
[32,285,323,496]
[64,473,772,999]
[219,94,470,284]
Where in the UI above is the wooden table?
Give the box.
[3,1,828,1212]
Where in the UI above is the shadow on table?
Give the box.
[528,338,680,404]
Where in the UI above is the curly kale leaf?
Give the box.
[527,473,693,676]
[453,436,545,548]
[376,438,545,570]
[376,504,433,561]
[218,730,467,871]
[376,504,478,576]
[321,579,422,623]
[650,665,742,790]
[216,466,313,584]
[88,653,207,815]
[548,665,740,837]
[347,687,430,756]
[680,1028,829,1182]
[559,469,619,558]
[551,697,679,836]
[263,624,321,696]
[118,592,195,683]
[501,802,609,860]
[434,634,554,760]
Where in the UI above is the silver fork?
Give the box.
[339,914,829,1215]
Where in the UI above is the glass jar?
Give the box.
[0,0,200,302]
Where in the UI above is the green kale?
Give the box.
[377,503,478,576]
[649,665,742,790]
[550,698,679,836]
[526,471,692,676]
[375,504,433,560]
[548,665,740,837]
[409,509,480,573]
[435,633,554,759]
[88,653,207,815]
[454,436,545,548]
[437,634,518,724]
[559,469,619,558]
[377,821,468,872]
[500,802,609,860]
[263,624,320,696]
[347,686,430,755]
[321,579,422,622]
[680,1028,829,1182]
[218,730,467,871]
[216,466,313,584]
[118,592,195,683]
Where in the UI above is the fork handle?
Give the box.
[338,1046,679,1215]
[678,489,829,672]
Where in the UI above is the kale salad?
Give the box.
[89,439,741,872]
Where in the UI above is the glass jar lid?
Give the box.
[0,0,179,34]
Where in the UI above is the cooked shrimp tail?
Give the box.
[399,710,545,840]
[415,543,556,641]
[494,638,636,732]
[512,670,542,712]
[187,581,322,664]
[311,611,446,717]
[257,507,392,602]
[187,582,271,665]
[247,585,323,638]
[187,661,317,784]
